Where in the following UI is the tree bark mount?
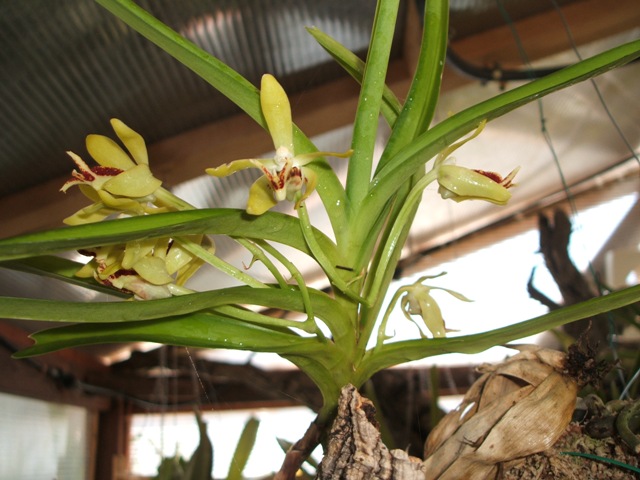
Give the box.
[316,384,425,480]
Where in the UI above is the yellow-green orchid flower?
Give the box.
[61,119,163,225]
[399,274,472,338]
[76,240,202,300]
[432,120,520,206]
[207,74,352,215]
[437,164,520,205]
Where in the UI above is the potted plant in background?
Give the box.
[0,0,639,478]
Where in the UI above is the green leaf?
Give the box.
[0,289,265,323]
[306,26,402,125]
[358,283,640,379]
[376,0,449,172]
[183,411,213,480]
[0,256,129,298]
[359,39,640,236]
[13,311,323,358]
[0,209,340,264]
[0,285,353,343]
[346,0,401,212]
[226,417,260,480]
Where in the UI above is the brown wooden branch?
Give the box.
[273,417,325,480]
[535,209,611,345]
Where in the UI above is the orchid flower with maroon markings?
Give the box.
[432,120,520,206]
[76,237,207,300]
[206,74,353,215]
[436,164,520,205]
[60,118,163,225]
[60,119,213,298]
[399,274,472,338]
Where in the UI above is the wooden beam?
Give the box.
[449,0,640,68]
[0,321,111,410]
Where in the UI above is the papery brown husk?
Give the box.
[423,346,579,480]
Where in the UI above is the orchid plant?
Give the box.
[1,0,640,458]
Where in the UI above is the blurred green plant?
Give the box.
[1,0,639,467]
[153,412,259,480]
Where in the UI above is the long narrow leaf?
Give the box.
[359,283,640,378]
[0,285,353,343]
[376,0,449,171]
[346,0,401,212]
[0,256,129,298]
[306,26,402,125]
[360,39,640,234]
[13,311,324,358]
[226,418,260,480]
[0,209,340,264]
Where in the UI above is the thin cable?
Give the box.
[185,347,214,409]
[550,0,640,167]
[496,0,628,390]
[548,0,637,395]
[495,0,578,214]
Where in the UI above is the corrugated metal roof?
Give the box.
[0,0,388,197]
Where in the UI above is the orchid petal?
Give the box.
[63,205,115,226]
[121,239,158,270]
[96,190,147,214]
[133,256,174,285]
[102,164,162,197]
[418,296,446,338]
[247,176,278,215]
[111,118,148,165]
[86,134,136,170]
[295,149,353,165]
[206,159,264,178]
[260,74,293,152]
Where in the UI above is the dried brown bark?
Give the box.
[316,385,425,480]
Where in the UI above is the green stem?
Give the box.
[234,238,289,289]
[174,237,267,289]
[375,288,404,348]
[363,169,438,306]
[297,202,366,305]
[212,305,319,335]
[253,240,323,339]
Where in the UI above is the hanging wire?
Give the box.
[185,347,213,408]
[549,0,640,167]
[495,0,632,394]
[548,0,640,398]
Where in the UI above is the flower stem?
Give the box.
[174,237,267,289]
[154,186,198,211]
